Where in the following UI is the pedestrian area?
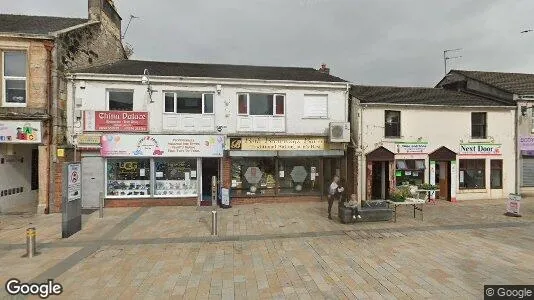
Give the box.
[0,198,533,299]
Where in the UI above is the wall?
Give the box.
[0,145,36,212]
[358,105,516,201]
[67,79,348,138]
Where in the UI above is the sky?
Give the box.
[2,0,534,86]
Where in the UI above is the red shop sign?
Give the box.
[84,111,149,132]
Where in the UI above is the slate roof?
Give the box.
[350,85,512,107]
[452,70,534,95]
[75,59,348,82]
[0,14,88,35]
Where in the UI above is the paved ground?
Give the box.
[0,198,533,299]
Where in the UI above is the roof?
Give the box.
[350,85,512,107]
[451,70,534,95]
[75,60,348,82]
[0,14,88,35]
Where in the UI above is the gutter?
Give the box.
[44,41,54,214]
[0,32,54,40]
[361,103,517,109]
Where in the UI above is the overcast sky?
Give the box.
[3,0,534,86]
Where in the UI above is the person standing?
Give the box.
[327,175,342,219]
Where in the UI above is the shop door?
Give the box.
[81,157,105,208]
[201,158,219,205]
[371,161,390,200]
[522,158,534,187]
[438,161,450,200]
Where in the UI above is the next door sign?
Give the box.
[459,143,502,155]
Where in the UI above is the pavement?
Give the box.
[0,198,533,299]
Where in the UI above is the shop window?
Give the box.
[278,158,320,195]
[154,158,197,197]
[395,159,425,186]
[108,90,133,111]
[164,91,214,114]
[471,112,487,139]
[459,159,486,189]
[303,94,328,118]
[385,110,400,138]
[237,93,285,116]
[106,159,150,197]
[231,157,276,196]
[490,159,503,189]
[3,51,27,106]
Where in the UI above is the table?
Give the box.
[415,189,439,205]
[387,198,426,222]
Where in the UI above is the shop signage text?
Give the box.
[229,137,326,151]
[459,143,502,155]
[101,134,224,157]
[519,136,534,151]
[84,111,149,132]
[0,120,42,143]
[395,142,428,154]
[76,134,101,145]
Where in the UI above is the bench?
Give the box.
[338,200,393,223]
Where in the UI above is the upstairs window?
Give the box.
[3,51,27,106]
[303,94,328,118]
[237,93,285,116]
[471,112,487,139]
[164,91,214,114]
[385,110,401,138]
[108,90,133,111]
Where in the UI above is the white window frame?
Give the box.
[106,89,134,111]
[236,93,285,116]
[2,51,28,108]
[302,94,328,119]
[163,91,214,114]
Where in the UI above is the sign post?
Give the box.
[62,162,82,238]
[505,193,522,217]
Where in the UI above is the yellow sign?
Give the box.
[57,148,65,157]
[77,134,101,145]
[229,137,327,151]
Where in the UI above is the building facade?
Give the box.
[437,70,534,196]
[349,85,516,202]
[66,61,350,207]
[0,0,126,213]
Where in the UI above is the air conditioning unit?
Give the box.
[329,122,350,143]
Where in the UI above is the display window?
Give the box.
[460,159,486,189]
[278,158,320,195]
[106,158,151,197]
[154,158,198,197]
[395,159,425,186]
[231,157,276,196]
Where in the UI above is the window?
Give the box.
[237,93,285,116]
[108,90,133,111]
[164,91,214,114]
[490,159,503,189]
[303,95,328,118]
[471,112,487,139]
[395,159,425,186]
[154,158,197,197]
[385,110,401,138]
[459,159,486,189]
[3,51,27,106]
[106,159,150,197]
[231,157,276,196]
[278,158,320,195]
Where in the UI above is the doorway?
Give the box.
[201,158,219,206]
[371,161,390,200]
[323,158,341,196]
[436,161,451,201]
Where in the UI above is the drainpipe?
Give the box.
[359,104,365,202]
[48,44,59,213]
[44,42,54,214]
[515,105,520,195]
[71,76,77,162]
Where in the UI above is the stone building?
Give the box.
[0,0,126,213]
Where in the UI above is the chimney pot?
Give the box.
[319,63,330,75]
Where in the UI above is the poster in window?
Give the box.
[191,171,197,178]
[459,170,464,183]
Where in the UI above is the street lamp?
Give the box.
[443,48,462,75]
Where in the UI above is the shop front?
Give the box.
[365,146,395,200]
[93,134,224,207]
[0,120,43,213]
[519,137,534,188]
[226,136,345,203]
[428,146,457,202]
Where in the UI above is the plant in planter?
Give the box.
[417,183,438,190]
[389,186,411,202]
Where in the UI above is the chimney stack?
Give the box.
[319,63,330,74]
[88,0,122,37]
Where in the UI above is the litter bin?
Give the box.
[219,187,231,209]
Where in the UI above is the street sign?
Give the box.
[506,193,521,217]
[62,162,82,238]
[67,163,81,202]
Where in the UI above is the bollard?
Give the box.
[26,227,36,258]
[211,211,218,236]
[99,192,104,218]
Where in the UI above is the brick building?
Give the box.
[0,0,126,214]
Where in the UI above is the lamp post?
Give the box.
[443,48,462,75]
